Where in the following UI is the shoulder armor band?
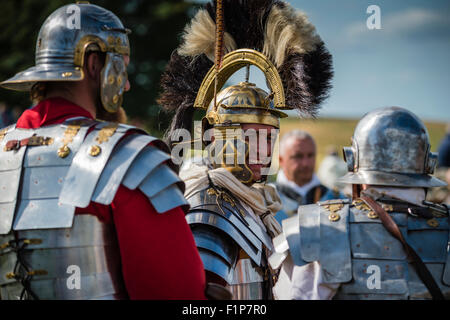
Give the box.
[191,225,238,284]
[276,201,352,283]
[186,210,262,266]
[188,186,273,250]
[60,121,188,215]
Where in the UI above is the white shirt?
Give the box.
[276,169,321,199]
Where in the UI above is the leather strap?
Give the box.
[4,135,53,151]
[360,195,444,300]
[313,186,322,203]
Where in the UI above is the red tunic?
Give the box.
[16,98,206,300]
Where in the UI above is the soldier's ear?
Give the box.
[85,52,104,82]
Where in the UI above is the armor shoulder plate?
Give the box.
[60,121,188,214]
[186,185,271,268]
[270,198,352,283]
[0,119,96,234]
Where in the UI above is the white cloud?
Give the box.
[343,8,450,44]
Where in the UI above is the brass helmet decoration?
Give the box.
[0,2,131,114]
[159,0,333,183]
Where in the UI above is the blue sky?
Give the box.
[195,0,450,122]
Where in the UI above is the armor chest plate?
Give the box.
[186,185,274,299]
[334,205,450,300]
[0,214,126,300]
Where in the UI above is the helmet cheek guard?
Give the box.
[100,52,128,113]
[206,126,254,184]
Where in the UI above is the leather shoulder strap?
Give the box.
[360,195,445,300]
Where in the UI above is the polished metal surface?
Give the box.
[318,202,352,283]
[298,204,320,262]
[0,203,17,235]
[276,198,450,299]
[230,258,264,284]
[349,223,407,260]
[337,259,409,295]
[198,249,233,284]
[0,3,130,93]
[13,199,75,230]
[0,214,126,300]
[92,134,155,205]
[228,258,265,299]
[147,184,189,214]
[23,122,92,167]
[192,225,238,266]
[186,211,262,266]
[100,52,128,113]
[59,122,127,208]
[281,215,304,267]
[20,166,68,199]
[190,204,263,254]
[338,107,446,187]
[0,127,48,234]
[227,282,265,300]
[121,146,170,190]
[139,164,183,198]
[188,186,273,250]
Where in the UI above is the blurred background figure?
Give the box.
[438,123,450,168]
[317,145,352,198]
[273,130,347,223]
[0,102,15,127]
[427,123,450,204]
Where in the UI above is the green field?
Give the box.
[278,117,447,169]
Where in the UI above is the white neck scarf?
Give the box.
[180,162,283,238]
[276,169,321,198]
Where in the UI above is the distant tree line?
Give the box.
[0,0,200,136]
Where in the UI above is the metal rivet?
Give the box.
[89,145,101,157]
[329,213,340,222]
[367,211,378,219]
[108,75,115,85]
[117,76,122,86]
[427,218,439,228]
[57,145,70,158]
[6,272,16,279]
[112,95,119,104]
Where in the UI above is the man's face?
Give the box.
[279,136,316,187]
[241,123,277,182]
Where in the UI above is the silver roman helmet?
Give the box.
[338,106,446,188]
[0,2,130,113]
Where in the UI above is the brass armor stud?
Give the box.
[57,145,71,158]
[89,145,101,157]
[427,218,439,228]
[367,211,379,219]
[329,213,340,222]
